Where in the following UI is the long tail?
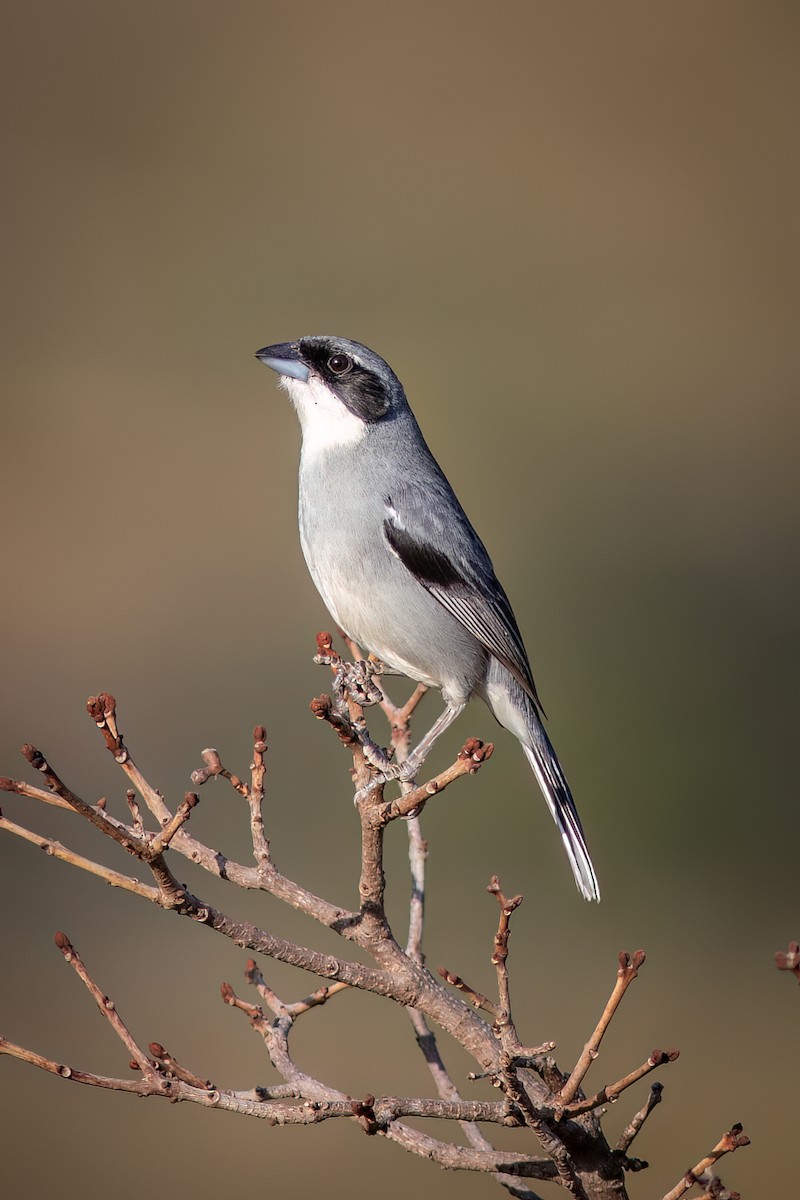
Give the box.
[483,666,600,902]
[521,720,600,902]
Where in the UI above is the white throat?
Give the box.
[280,374,366,463]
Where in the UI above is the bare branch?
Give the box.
[191,746,249,796]
[557,1049,679,1118]
[438,965,499,1016]
[616,1081,664,1152]
[149,1042,213,1090]
[53,932,159,1082]
[497,1060,587,1199]
[372,738,494,824]
[0,812,159,902]
[248,725,270,864]
[557,950,646,1106]
[19,742,144,854]
[0,774,79,812]
[2,674,749,1200]
[661,1125,750,1200]
[488,874,524,1049]
[405,812,427,962]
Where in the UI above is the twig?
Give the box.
[405,813,427,962]
[1,677,749,1199]
[557,1049,678,1118]
[661,1125,750,1200]
[243,958,350,1018]
[149,1042,213,1089]
[248,725,270,864]
[148,792,199,854]
[87,692,173,826]
[557,950,646,1106]
[0,774,78,812]
[438,966,498,1016]
[0,812,160,902]
[19,743,144,854]
[488,875,524,1046]
[190,747,248,796]
[498,1060,588,1200]
[53,933,160,1082]
[616,1081,664,1152]
[371,738,494,825]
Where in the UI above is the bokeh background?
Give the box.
[2,3,798,1197]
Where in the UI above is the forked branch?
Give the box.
[0,636,748,1199]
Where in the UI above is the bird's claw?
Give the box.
[353,759,419,805]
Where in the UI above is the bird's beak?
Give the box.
[255,342,310,382]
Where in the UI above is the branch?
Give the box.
[0,811,160,902]
[1,663,750,1200]
[661,1125,750,1200]
[488,874,524,1051]
[372,737,494,824]
[557,950,646,1105]
[53,931,160,1082]
[557,1049,678,1119]
[616,1082,663,1153]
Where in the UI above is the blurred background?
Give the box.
[2,3,798,1196]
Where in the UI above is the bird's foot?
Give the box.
[331,658,384,712]
[353,756,426,805]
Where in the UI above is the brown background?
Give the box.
[2,3,798,1197]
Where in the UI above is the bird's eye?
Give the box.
[327,353,353,375]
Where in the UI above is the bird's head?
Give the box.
[256,335,408,455]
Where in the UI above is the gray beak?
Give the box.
[255,342,310,383]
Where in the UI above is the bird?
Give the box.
[255,335,600,902]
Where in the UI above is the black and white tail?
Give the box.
[521,712,599,902]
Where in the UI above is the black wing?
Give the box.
[383,483,544,714]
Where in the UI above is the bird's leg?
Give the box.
[352,705,465,801]
[397,702,466,782]
[353,702,466,803]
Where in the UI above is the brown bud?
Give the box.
[21,743,42,767]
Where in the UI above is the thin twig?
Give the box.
[438,966,499,1016]
[498,1059,588,1200]
[372,738,494,825]
[248,725,270,865]
[0,813,160,901]
[616,1082,664,1152]
[488,875,524,1048]
[557,950,646,1106]
[556,1049,678,1118]
[149,1042,213,1089]
[53,933,160,1082]
[661,1125,750,1200]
